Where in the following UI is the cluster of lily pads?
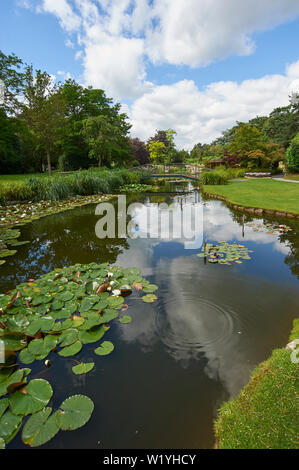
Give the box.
[0,228,30,266]
[119,184,156,193]
[246,221,292,236]
[0,262,158,448]
[0,195,114,229]
[197,241,253,265]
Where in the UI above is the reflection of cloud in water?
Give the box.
[203,202,290,255]
[116,197,296,398]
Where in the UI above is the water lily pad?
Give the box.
[72,363,95,375]
[118,315,132,324]
[98,309,119,324]
[58,339,82,357]
[0,437,5,449]
[22,407,59,447]
[0,369,26,397]
[0,398,9,418]
[58,329,78,348]
[1,333,27,352]
[142,284,158,293]
[56,395,94,431]
[142,294,158,303]
[108,296,124,308]
[9,379,53,416]
[56,291,74,302]
[80,297,97,313]
[0,410,22,444]
[78,325,106,345]
[94,341,114,356]
[19,348,36,365]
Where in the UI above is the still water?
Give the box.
[2,183,299,449]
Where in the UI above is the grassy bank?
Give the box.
[0,168,141,205]
[203,179,299,215]
[284,174,299,181]
[215,319,299,449]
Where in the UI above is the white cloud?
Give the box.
[147,0,299,67]
[19,1,299,145]
[37,0,81,32]
[81,34,153,99]
[130,61,299,147]
[25,0,299,100]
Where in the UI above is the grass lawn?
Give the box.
[203,179,299,215]
[215,319,299,449]
[0,172,72,186]
[284,174,299,181]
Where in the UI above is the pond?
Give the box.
[2,182,299,449]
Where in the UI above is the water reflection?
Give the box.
[2,184,299,449]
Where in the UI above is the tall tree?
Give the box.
[263,105,299,149]
[148,141,167,164]
[81,115,123,167]
[127,137,149,165]
[0,50,24,113]
[21,66,66,174]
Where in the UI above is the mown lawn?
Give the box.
[0,172,72,186]
[215,319,299,449]
[203,179,299,215]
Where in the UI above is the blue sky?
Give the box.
[1,0,299,148]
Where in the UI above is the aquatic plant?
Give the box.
[197,241,254,265]
[0,262,158,448]
[0,228,29,265]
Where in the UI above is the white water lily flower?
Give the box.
[109,280,115,286]
[107,287,112,291]
[112,289,121,296]
[107,272,113,278]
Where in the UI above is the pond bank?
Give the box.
[0,194,117,229]
[203,179,299,219]
[214,319,299,449]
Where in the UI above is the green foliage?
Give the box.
[197,241,253,265]
[200,171,228,185]
[0,261,158,448]
[148,140,167,164]
[72,363,95,375]
[0,168,142,205]
[94,341,114,356]
[286,133,299,173]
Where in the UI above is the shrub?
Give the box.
[0,183,34,205]
[200,171,228,185]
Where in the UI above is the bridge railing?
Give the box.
[129,163,202,179]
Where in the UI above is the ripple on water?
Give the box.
[154,293,242,359]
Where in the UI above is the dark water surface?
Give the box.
[2,183,299,449]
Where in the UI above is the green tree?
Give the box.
[148,129,177,163]
[263,105,299,149]
[81,115,123,167]
[148,141,167,164]
[0,109,23,173]
[60,80,131,169]
[21,66,66,174]
[0,50,24,113]
[286,133,299,173]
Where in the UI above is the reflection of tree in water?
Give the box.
[279,220,299,279]
[0,203,130,292]
[229,207,299,279]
